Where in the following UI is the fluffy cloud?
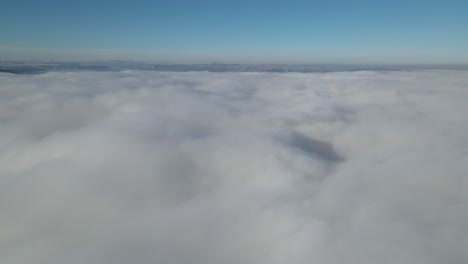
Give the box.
[1,70,467,264]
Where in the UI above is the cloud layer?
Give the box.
[1,70,468,264]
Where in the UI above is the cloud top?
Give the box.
[1,70,468,264]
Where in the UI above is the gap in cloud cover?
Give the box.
[0,70,468,264]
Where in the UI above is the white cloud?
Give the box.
[0,70,467,264]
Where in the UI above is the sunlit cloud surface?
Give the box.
[1,70,468,264]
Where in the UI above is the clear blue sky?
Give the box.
[1,0,467,64]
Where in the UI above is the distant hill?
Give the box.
[0,69,17,74]
[0,67,46,74]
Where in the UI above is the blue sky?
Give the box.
[1,0,467,63]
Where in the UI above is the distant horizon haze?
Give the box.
[0,45,467,65]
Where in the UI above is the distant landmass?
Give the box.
[1,61,468,74]
[0,68,19,74]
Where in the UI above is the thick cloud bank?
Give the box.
[1,70,468,264]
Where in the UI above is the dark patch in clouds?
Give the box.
[0,70,468,264]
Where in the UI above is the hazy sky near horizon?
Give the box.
[1,0,467,63]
